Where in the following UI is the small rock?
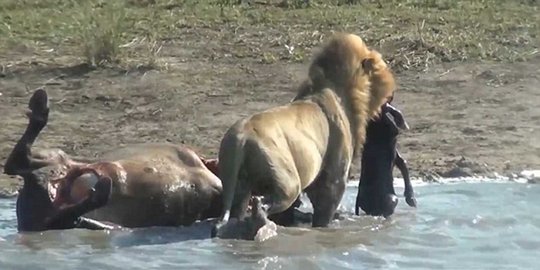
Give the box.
[12,89,26,97]
[66,80,83,90]
[441,166,474,178]
[419,170,441,182]
[461,127,483,135]
[504,160,512,170]
[520,170,540,184]
[454,156,490,174]
[486,171,503,180]
[506,172,517,180]
[477,70,497,80]
[456,156,474,168]
[44,79,62,86]
[451,113,466,119]
[254,222,278,242]
[528,178,540,184]
[120,99,134,106]
[96,95,118,102]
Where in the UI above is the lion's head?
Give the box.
[307,33,371,93]
[301,33,395,156]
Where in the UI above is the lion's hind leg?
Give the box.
[229,171,252,221]
[258,165,302,218]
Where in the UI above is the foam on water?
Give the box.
[0,177,539,270]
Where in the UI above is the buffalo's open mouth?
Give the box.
[201,158,219,177]
[48,169,101,209]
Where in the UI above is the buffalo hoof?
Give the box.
[27,88,49,128]
[406,196,417,208]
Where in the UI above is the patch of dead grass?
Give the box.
[71,1,128,67]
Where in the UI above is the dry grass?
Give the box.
[0,0,538,72]
[71,1,128,67]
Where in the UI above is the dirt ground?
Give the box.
[0,1,539,197]
[1,51,539,197]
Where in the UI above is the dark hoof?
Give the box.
[29,89,49,113]
[27,89,49,125]
[406,196,417,208]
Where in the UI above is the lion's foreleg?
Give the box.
[306,167,347,228]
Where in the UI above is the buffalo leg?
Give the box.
[395,150,416,207]
[6,89,112,231]
[4,89,54,177]
[355,184,363,216]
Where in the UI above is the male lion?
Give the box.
[215,33,396,239]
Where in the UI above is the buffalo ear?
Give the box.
[396,115,410,131]
[386,104,410,130]
[29,88,49,113]
[384,112,400,133]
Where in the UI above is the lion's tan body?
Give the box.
[217,33,396,229]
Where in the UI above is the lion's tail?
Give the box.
[218,131,247,224]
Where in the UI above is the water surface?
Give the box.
[0,181,538,270]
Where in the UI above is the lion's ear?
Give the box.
[361,58,375,74]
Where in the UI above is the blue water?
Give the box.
[0,181,538,270]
